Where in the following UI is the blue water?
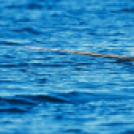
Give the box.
[1,0,134,133]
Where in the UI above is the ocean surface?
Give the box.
[0,0,134,133]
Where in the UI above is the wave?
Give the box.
[0,90,134,114]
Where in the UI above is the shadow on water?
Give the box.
[114,59,134,74]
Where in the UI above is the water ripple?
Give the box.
[0,0,134,133]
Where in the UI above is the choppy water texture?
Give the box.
[0,0,134,133]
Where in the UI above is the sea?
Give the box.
[0,0,134,133]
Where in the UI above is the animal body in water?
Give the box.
[26,46,134,61]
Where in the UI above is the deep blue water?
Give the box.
[1,0,134,133]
